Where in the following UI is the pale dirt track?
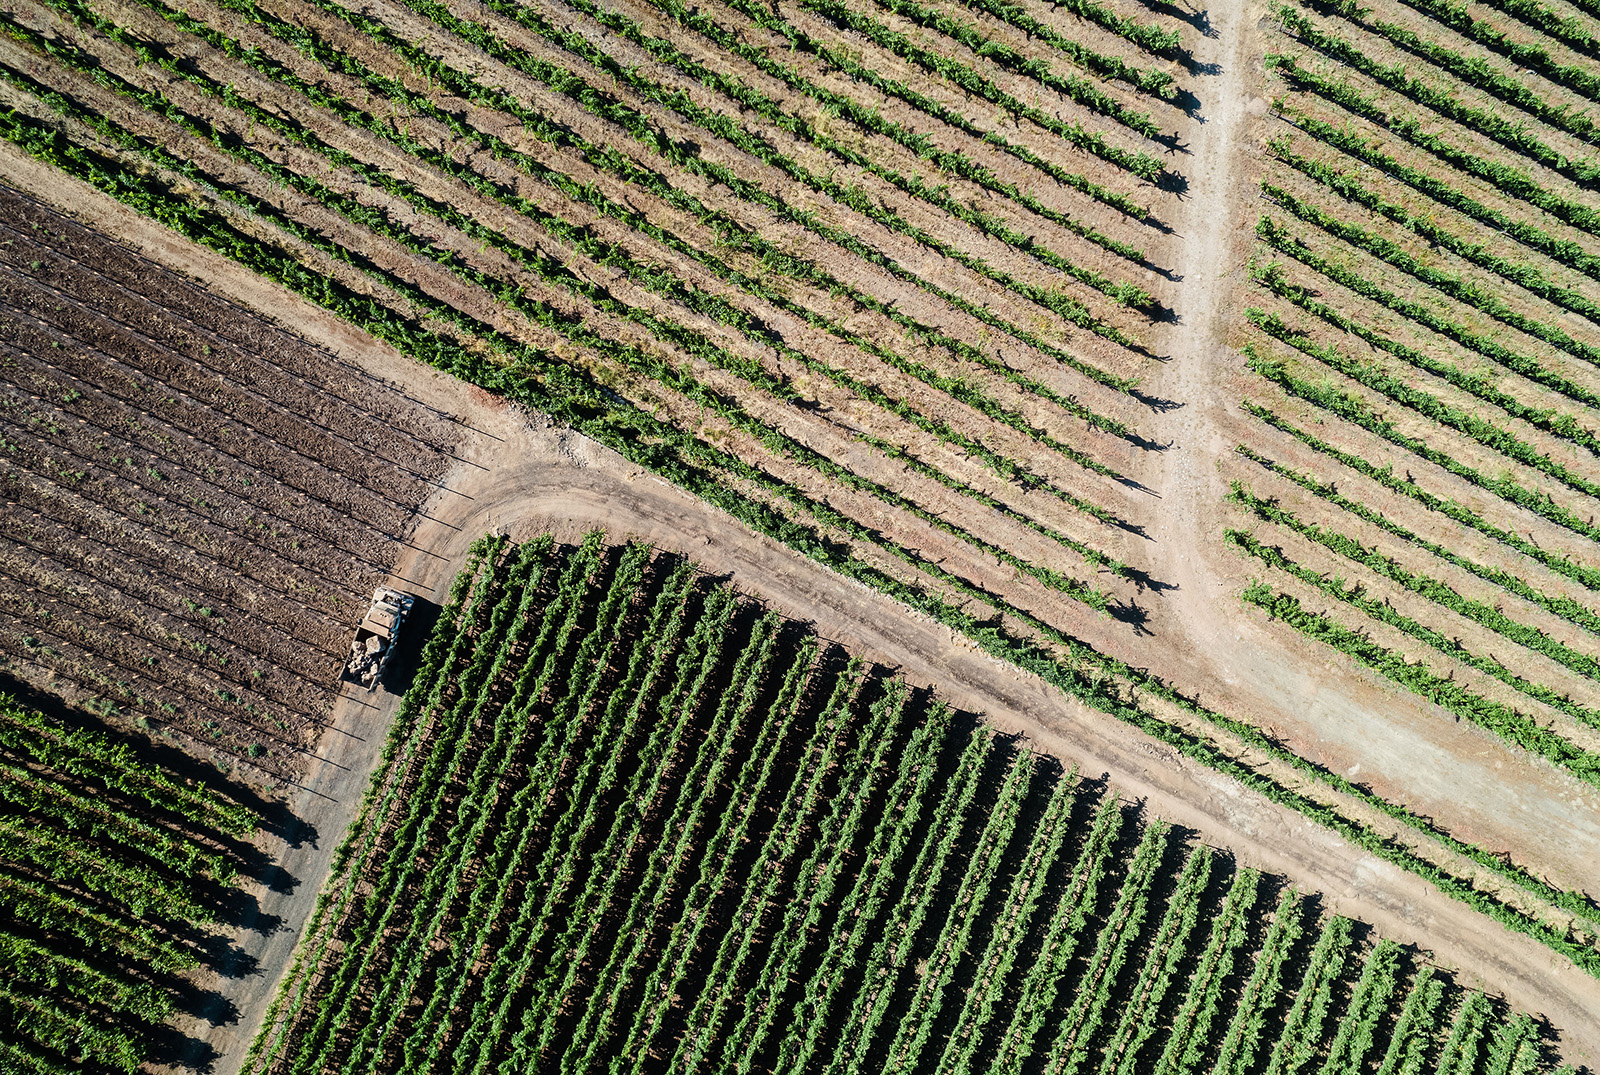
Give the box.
[4,24,1600,1070]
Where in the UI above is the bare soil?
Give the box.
[0,180,459,780]
[8,84,1600,1066]
[5,0,1600,1067]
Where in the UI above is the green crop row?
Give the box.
[1275,6,1600,186]
[673,0,1156,222]
[937,773,1078,1075]
[1261,185,1600,369]
[563,0,1156,306]
[1233,480,1600,689]
[1321,941,1403,1073]
[1269,135,1600,310]
[1252,231,1600,429]
[410,0,1150,390]
[1436,992,1495,1074]
[1266,52,1600,234]
[1049,820,1174,1075]
[1263,915,1355,1075]
[285,539,540,1075]
[1345,6,1600,144]
[502,578,748,1075]
[1483,0,1600,57]
[13,58,1600,996]
[1226,511,1600,732]
[1209,890,1309,1075]
[1146,868,1261,1075]
[1277,105,1600,282]
[670,671,895,1073]
[1252,253,1600,462]
[1244,345,1600,553]
[261,538,1577,1075]
[1049,0,1183,54]
[818,0,1166,138]
[125,0,1144,479]
[926,0,1176,96]
[1235,443,1600,638]
[1400,0,1600,99]
[0,757,231,881]
[796,0,1166,173]
[587,0,1159,298]
[878,752,1034,1074]
[150,4,1142,578]
[1240,574,1600,787]
[1246,306,1600,505]
[764,699,967,1075]
[390,0,1154,356]
[986,795,1123,1075]
[393,0,1150,344]
[1242,399,1600,598]
[0,693,254,835]
[566,613,795,1073]
[17,4,1127,613]
[1373,967,1446,1075]
[0,693,254,1072]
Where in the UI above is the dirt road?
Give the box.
[5,38,1600,1068]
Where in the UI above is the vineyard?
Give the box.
[0,0,1598,1063]
[1232,0,1600,988]
[0,691,259,1073]
[247,534,1571,1075]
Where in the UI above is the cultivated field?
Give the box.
[248,534,1569,1075]
[0,0,1597,1067]
[0,185,459,778]
[0,690,262,1074]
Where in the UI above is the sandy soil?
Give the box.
[6,7,1600,1067]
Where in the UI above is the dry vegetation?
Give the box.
[0,0,1597,1067]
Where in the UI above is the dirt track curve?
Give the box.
[3,26,1599,1068]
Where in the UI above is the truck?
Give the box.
[343,586,415,691]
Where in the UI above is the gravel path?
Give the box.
[5,33,1600,1068]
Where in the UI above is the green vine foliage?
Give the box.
[8,0,1600,997]
[1238,569,1600,786]
[0,695,255,1073]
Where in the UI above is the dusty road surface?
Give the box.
[5,15,1600,1070]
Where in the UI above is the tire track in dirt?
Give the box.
[6,32,1600,1067]
[1127,0,1600,1054]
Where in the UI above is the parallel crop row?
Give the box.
[1274,105,1600,282]
[0,693,254,1074]
[1235,444,1600,639]
[1243,344,1600,550]
[1397,0,1600,103]
[406,0,1156,337]
[13,0,1600,998]
[1239,571,1600,788]
[1259,188,1600,369]
[1229,484,1600,690]
[571,0,1154,298]
[7,0,1127,614]
[874,0,1177,97]
[245,536,1571,1075]
[1345,6,1600,143]
[1246,304,1600,506]
[642,0,1159,223]
[1265,52,1600,233]
[1239,406,1600,595]
[1275,6,1600,187]
[1249,250,1600,438]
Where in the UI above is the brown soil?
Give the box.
[5,0,1600,1068]
[0,180,460,779]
